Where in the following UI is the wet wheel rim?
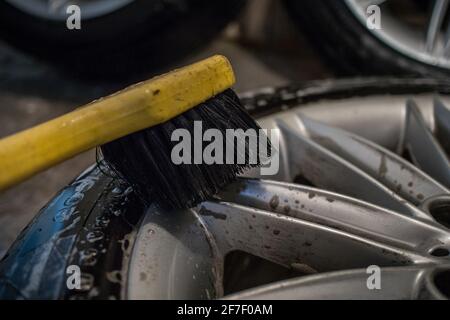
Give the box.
[126,85,450,300]
[5,0,135,20]
[344,0,450,71]
[2,80,450,300]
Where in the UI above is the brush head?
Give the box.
[101,89,268,210]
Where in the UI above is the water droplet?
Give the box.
[87,230,104,243]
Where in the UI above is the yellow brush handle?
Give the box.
[0,55,236,192]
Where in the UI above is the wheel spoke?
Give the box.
[426,0,449,53]
[443,19,450,56]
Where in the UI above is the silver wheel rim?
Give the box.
[5,0,135,20]
[126,92,450,300]
[344,0,450,71]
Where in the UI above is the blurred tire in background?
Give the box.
[0,0,245,79]
[284,0,450,79]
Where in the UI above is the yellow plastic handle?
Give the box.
[0,55,236,191]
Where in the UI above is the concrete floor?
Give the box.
[0,18,329,257]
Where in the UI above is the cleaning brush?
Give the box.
[0,55,267,209]
[101,89,263,209]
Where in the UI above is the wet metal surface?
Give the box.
[126,93,450,299]
[225,265,450,300]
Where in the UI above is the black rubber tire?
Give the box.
[2,78,450,300]
[0,0,244,79]
[0,166,146,300]
[283,0,450,79]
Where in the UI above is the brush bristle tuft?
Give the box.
[101,89,268,210]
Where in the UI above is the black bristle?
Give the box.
[100,89,268,210]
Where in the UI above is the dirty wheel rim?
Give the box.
[126,89,450,300]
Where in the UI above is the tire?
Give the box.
[1,78,450,300]
[283,0,450,79]
[0,166,147,299]
[0,0,244,79]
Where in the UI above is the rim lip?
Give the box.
[224,265,450,300]
[5,0,135,21]
[343,0,450,71]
